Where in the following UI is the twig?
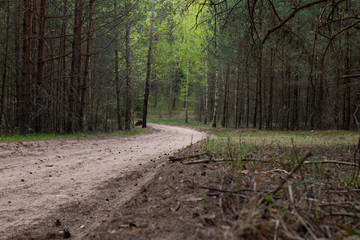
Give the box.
[328,212,359,218]
[200,185,253,192]
[270,151,312,196]
[326,188,360,193]
[303,160,359,166]
[168,153,208,162]
[294,210,318,240]
[263,169,290,175]
[183,158,269,165]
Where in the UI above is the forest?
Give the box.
[0,0,360,134]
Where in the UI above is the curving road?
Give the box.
[0,124,206,239]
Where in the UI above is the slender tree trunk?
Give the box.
[245,52,250,128]
[256,44,263,130]
[221,65,230,128]
[343,0,351,129]
[0,0,10,129]
[185,39,190,123]
[125,0,131,130]
[60,0,68,133]
[14,3,21,128]
[114,0,123,131]
[142,0,155,128]
[266,48,274,130]
[22,0,34,133]
[204,59,208,124]
[79,0,94,131]
[234,45,241,128]
[34,0,47,132]
[68,0,83,133]
[212,19,219,128]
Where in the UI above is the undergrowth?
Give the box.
[182,131,360,239]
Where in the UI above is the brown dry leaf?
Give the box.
[241,170,249,174]
[269,208,277,213]
[221,225,231,231]
[161,190,171,199]
[184,196,203,202]
[240,208,249,214]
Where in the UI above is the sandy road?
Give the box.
[0,124,206,239]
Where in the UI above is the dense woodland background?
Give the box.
[0,0,359,134]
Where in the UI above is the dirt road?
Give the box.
[0,124,206,239]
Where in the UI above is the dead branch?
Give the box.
[303,160,359,166]
[200,185,253,193]
[183,158,269,165]
[262,169,291,175]
[168,153,209,162]
[343,73,360,78]
[269,151,313,197]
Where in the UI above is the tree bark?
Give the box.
[0,0,10,130]
[23,0,34,133]
[266,48,274,130]
[185,38,190,124]
[114,0,123,131]
[142,0,155,128]
[221,65,230,128]
[79,0,94,131]
[34,0,47,132]
[68,0,83,133]
[125,0,132,131]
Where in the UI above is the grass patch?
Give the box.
[212,128,359,148]
[148,117,212,128]
[0,126,150,142]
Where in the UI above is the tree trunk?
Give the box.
[185,39,190,123]
[79,0,94,131]
[245,51,250,128]
[68,0,83,133]
[266,48,274,130]
[142,0,155,128]
[221,65,230,128]
[34,0,47,132]
[125,0,132,131]
[343,0,351,129]
[212,19,219,128]
[114,0,123,131]
[23,0,34,133]
[204,59,208,124]
[0,0,10,130]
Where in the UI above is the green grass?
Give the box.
[148,117,213,128]
[149,116,359,147]
[212,129,359,147]
[0,126,150,142]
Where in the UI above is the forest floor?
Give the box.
[2,124,360,239]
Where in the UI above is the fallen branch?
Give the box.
[303,160,359,167]
[183,158,269,165]
[269,150,312,196]
[262,169,291,175]
[168,153,209,162]
[326,189,360,193]
[199,185,253,193]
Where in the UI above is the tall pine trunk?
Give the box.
[142,1,155,128]
[23,0,34,133]
[79,0,94,131]
[0,0,10,130]
[124,0,132,130]
[68,0,83,133]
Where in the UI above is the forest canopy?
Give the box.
[0,0,359,133]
